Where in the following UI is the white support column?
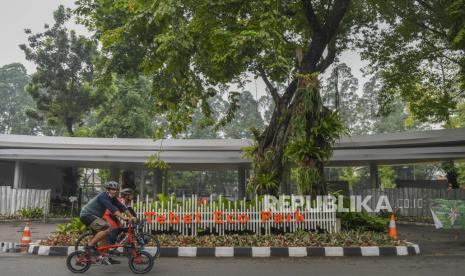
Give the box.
[13,161,23,189]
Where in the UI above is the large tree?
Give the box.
[20,5,99,136]
[321,63,359,132]
[0,63,36,135]
[359,0,465,125]
[92,77,155,138]
[359,0,465,188]
[75,0,378,195]
[223,91,265,139]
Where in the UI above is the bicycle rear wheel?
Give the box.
[66,250,91,273]
[128,250,154,274]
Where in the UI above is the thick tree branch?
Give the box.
[322,0,351,36]
[301,0,322,33]
[315,37,337,73]
[257,65,280,104]
[282,78,298,105]
[422,39,462,65]
[415,21,448,38]
[415,0,433,11]
[300,0,350,73]
[323,0,334,25]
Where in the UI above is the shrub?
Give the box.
[56,217,87,234]
[17,207,44,219]
[339,212,389,232]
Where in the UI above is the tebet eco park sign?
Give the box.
[133,195,391,236]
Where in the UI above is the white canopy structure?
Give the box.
[1,128,464,167]
[0,128,464,198]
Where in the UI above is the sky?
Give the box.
[0,0,369,99]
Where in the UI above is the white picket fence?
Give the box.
[0,186,51,215]
[132,195,337,236]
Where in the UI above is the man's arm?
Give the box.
[97,193,121,214]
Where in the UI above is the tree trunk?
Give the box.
[442,161,459,189]
[62,167,79,197]
[252,0,350,196]
[65,117,74,136]
[122,170,136,190]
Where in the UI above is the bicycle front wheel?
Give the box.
[128,250,154,274]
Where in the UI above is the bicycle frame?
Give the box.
[96,221,141,257]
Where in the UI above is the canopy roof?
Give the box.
[0,128,464,169]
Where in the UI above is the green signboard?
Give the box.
[430,199,465,229]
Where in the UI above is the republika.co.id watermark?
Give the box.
[263,195,422,213]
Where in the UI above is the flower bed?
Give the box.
[40,230,407,247]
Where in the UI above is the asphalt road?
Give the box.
[1,253,465,276]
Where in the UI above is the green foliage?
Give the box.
[17,207,44,219]
[0,63,52,135]
[43,229,405,246]
[19,5,99,136]
[284,81,347,195]
[92,77,155,138]
[56,217,87,234]
[379,166,396,188]
[291,166,320,194]
[246,147,280,195]
[339,212,389,233]
[74,0,368,194]
[359,0,465,128]
[222,91,265,138]
[146,154,170,170]
[338,167,361,190]
[321,63,360,132]
[456,162,465,188]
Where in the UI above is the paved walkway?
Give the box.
[0,221,66,243]
[398,224,465,256]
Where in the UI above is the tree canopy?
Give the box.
[20,5,100,136]
[0,63,37,135]
[75,0,374,195]
[359,0,465,127]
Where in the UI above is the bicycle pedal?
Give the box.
[100,256,111,265]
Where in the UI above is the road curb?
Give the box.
[24,243,420,257]
[0,241,21,253]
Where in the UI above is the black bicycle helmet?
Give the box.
[105,181,120,190]
[120,188,134,195]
